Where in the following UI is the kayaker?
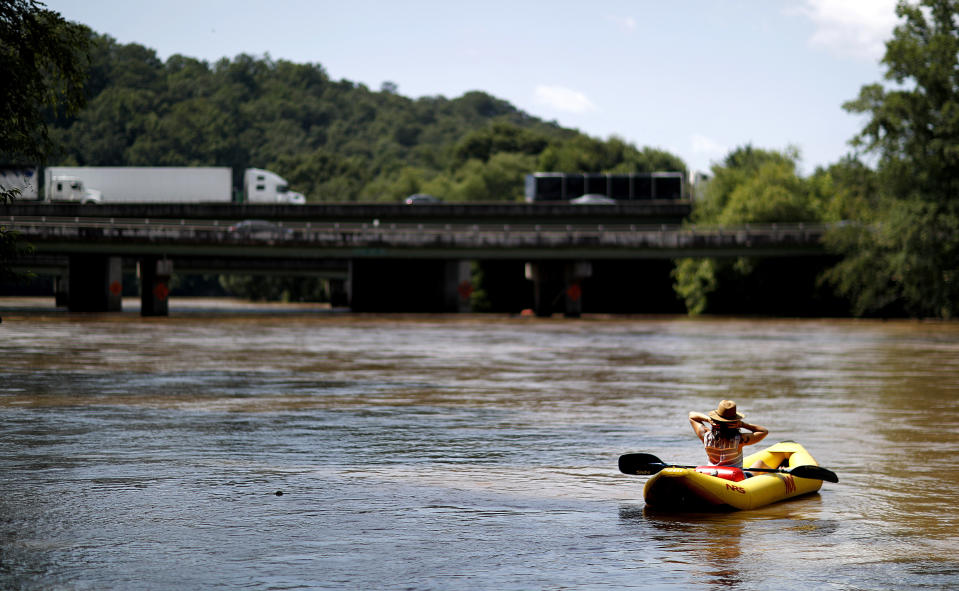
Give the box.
[688,400,770,472]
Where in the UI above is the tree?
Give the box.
[0,0,91,180]
[689,145,802,224]
[1,0,90,296]
[809,156,881,223]
[218,274,328,302]
[672,145,831,315]
[716,159,820,225]
[453,121,549,163]
[535,135,686,174]
[827,0,959,318]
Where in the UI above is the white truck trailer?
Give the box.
[6,166,306,204]
[45,167,230,204]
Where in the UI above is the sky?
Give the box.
[43,0,902,175]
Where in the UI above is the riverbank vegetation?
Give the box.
[3,0,958,319]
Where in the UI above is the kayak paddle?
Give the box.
[618,452,838,483]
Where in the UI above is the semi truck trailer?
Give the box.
[1,166,306,204]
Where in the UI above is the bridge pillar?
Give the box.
[54,269,69,307]
[139,257,172,317]
[563,261,592,318]
[445,260,473,313]
[525,261,592,317]
[67,255,123,312]
[526,262,554,317]
[328,277,350,308]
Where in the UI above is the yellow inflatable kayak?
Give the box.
[620,441,834,511]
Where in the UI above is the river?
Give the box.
[1,302,957,589]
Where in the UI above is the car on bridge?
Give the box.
[227,220,293,240]
[404,193,443,205]
[570,194,617,204]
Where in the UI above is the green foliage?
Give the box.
[717,160,820,225]
[45,35,685,203]
[808,156,881,222]
[0,224,35,285]
[218,275,329,302]
[273,148,367,202]
[536,135,685,174]
[0,0,89,287]
[691,145,810,224]
[673,145,834,315]
[844,0,959,199]
[830,0,959,318]
[1,0,91,176]
[445,152,539,202]
[824,199,959,317]
[453,121,550,163]
[0,0,91,168]
[672,258,718,315]
[468,261,492,312]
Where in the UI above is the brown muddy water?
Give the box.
[1,302,958,589]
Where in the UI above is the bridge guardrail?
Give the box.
[4,215,829,234]
[3,216,829,256]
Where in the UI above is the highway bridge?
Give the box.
[2,202,830,316]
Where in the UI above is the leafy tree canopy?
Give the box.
[691,145,814,225]
[0,0,90,177]
[46,33,686,203]
[1,0,90,291]
[673,144,850,315]
[827,0,959,318]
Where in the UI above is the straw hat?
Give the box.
[708,399,744,423]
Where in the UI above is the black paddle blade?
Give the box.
[618,453,667,476]
[618,453,839,483]
[787,464,839,483]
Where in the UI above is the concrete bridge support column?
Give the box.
[526,262,549,317]
[526,261,560,317]
[525,261,592,317]
[54,269,70,308]
[444,260,474,313]
[67,255,123,312]
[563,261,592,318]
[139,257,173,317]
[328,276,350,308]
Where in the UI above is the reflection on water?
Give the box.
[647,512,746,587]
[1,306,958,589]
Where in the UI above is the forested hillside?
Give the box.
[47,33,686,203]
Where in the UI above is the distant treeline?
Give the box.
[45,33,685,203]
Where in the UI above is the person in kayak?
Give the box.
[688,400,770,472]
